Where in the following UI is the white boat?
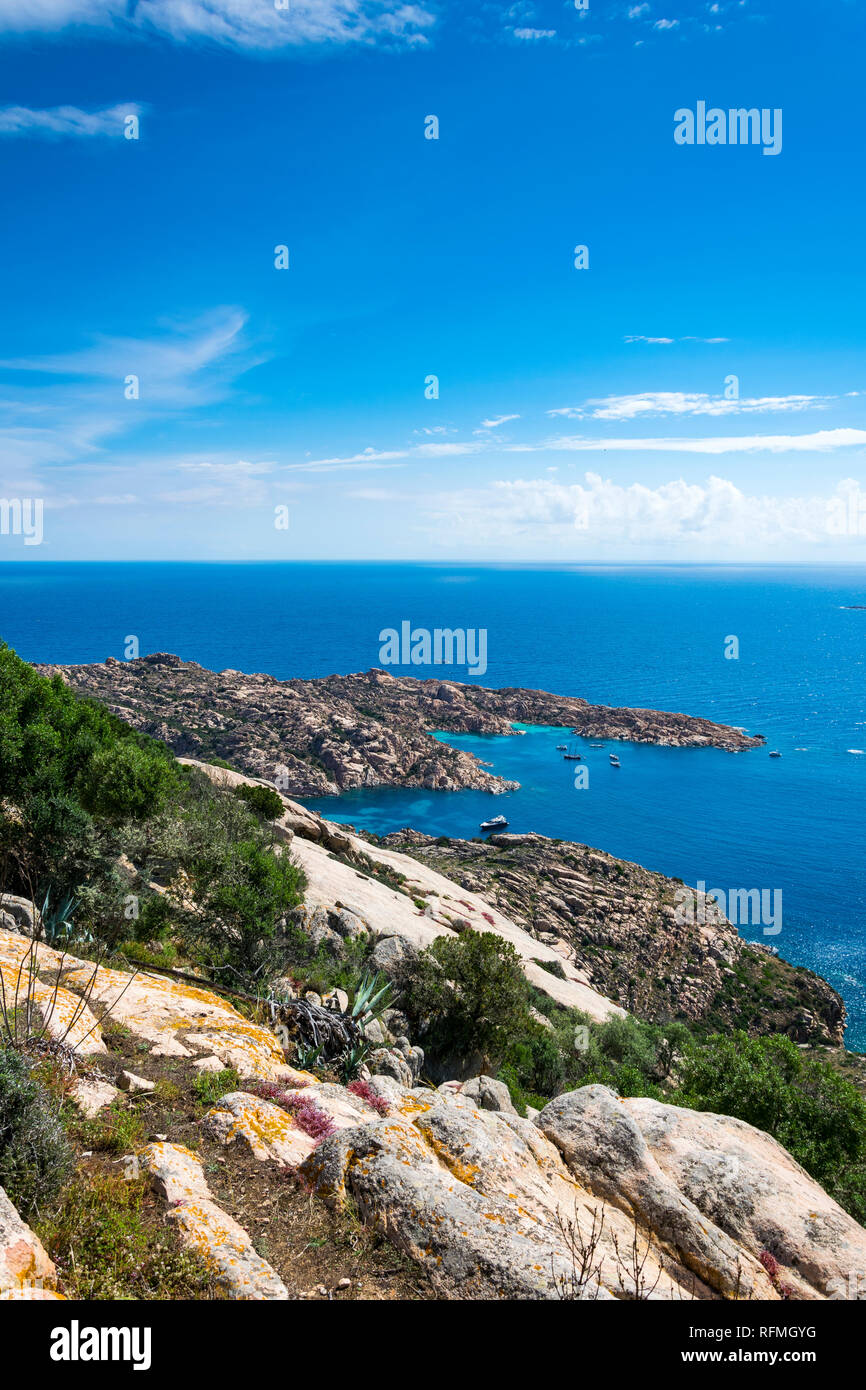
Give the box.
[609,754,620,766]
[480,814,509,831]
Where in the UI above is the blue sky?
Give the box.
[0,0,864,561]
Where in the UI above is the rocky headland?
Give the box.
[34,653,765,799]
[376,829,845,1044]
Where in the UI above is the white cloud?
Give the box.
[653,17,679,29]
[479,414,520,429]
[0,0,437,49]
[624,335,675,345]
[284,448,407,472]
[425,474,866,552]
[549,392,831,421]
[0,103,142,138]
[512,28,557,39]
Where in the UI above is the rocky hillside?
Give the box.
[378,830,846,1044]
[2,923,864,1302]
[178,759,842,1046]
[34,654,764,799]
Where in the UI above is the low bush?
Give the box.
[398,932,534,1073]
[672,1030,866,1223]
[0,1048,75,1217]
[192,1067,240,1107]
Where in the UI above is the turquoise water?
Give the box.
[1,561,864,1044]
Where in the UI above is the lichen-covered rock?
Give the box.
[0,1186,64,1300]
[140,1142,288,1300]
[0,933,107,1054]
[300,1097,690,1300]
[619,1094,866,1300]
[203,1086,380,1169]
[203,1092,317,1167]
[0,925,314,1082]
[538,1086,852,1301]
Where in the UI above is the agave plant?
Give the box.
[39,888,80,945]
[350,972,392,1032]
[339,1039,373,1084]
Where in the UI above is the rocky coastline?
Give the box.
[35,653,765,799]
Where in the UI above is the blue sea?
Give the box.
[1,562,864,1047]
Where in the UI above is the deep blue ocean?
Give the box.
[1,562,864,1047]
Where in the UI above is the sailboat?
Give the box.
[562,742,582,761]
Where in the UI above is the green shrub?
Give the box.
[181,837,306,984]
[0,1048,74,1217]
[77,1101,146,1156]
[77,741,178,822]
[232,783,284,822]
[672,1030,866,1222]
[399,932,533,1071]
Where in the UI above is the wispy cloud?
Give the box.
[538,427,866,455]
[549,393,833,422]
[293,438,485,470]
[158,458,274,507]
[624,334,729,345]
[0,307,254,407]
[0,0,437,50]
[283,449,407,473]
[479,414,520,429]
[0,102,142,138]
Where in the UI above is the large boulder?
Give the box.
[0,895,40,937]
[460,1075,517,1115]
[539,1086,866,1301]
[621,1094,866,1300]
[0,924,314,1081]
[300,1093,699,1301]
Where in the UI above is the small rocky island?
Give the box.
[36,653,765,798]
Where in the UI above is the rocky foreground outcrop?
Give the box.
[34,654,764,798]
[1,924,862,1301]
